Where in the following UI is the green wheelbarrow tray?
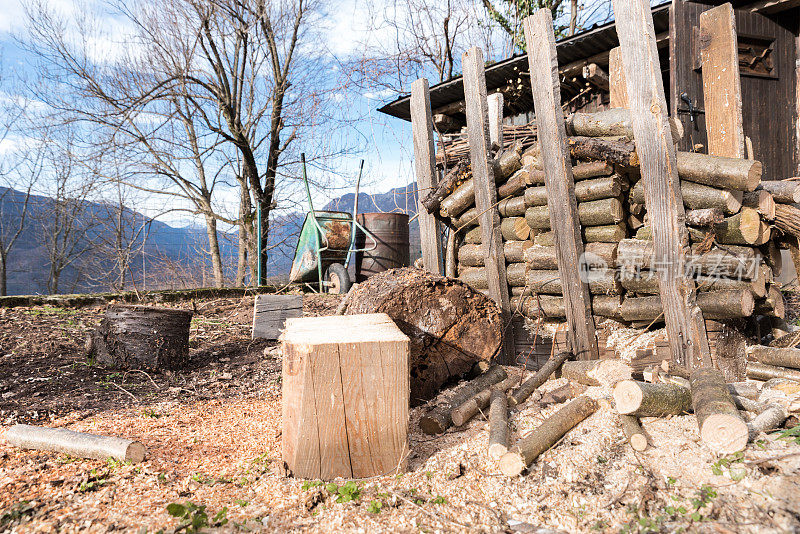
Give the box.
[289,210,354,283]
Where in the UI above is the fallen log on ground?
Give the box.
[343,268,503,405]
[88,305,193,370]
[747,361,800,382]
[419,365,508,434]
[561,359,632,387]
[614,380,693,417]
[509,351,573,407]
[450,375,519,427]
[619,415,648,452]
[690,368,748,454]
[747,405,788,441]
[499,396,599,476]
[5,424,145,463]
[488,387,511,460]
[746,345,800,370]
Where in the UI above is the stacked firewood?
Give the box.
[423,108,791,329]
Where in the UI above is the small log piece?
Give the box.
[685,208,725,227]
[450,375,519,427]
[747,405,788,440]
[5,424,146,463]
[614,380,693,417]
[690,368,748,454]
[561,359,632,387]
[747,361,800,382]
[509,351,573,407]
[488,387,511,460]
[619,415,648,451]
[499,396,599,476]
[619,290,755,322]
[630,180,742,214]
[747,345,800,370]
[757,181,800,204]
[742,190,776,220]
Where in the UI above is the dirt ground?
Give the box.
[1,294,799,533]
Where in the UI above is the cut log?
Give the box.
[458,240,533,266]
[281,313,410,479]
[525,175,625,206]
[343,268,503,405]
[498,196,527,217]
[511,295,622,320]
[523,243,617,270]
[675,151,761,191]
[747,361,800,382]
[731,395,768,414]
[565,108,634,138]
[488,387,510,460]
[630,180,742,214]
[509,351,573,407]
[585,223,628,242]
[89,305,193,370]
[572,161,614,180]
[690,367,748,454]
[4,424,146,463]
[540,382,586,405]
[534,231,554,247]
[450,375,519,427]
[499,396,599,476]
[525,198,625,229]
[754,286,785,319]
[462,265,620,294]
[757,180,800,204]
[567,136,638,167]
[501,217,531,241]
[742,190,776,221]
[747,405,788,440]
[452,207,479,229]
[421,160,468,214]
[713,208,770,246]
[727,381,762,400]
[747,345,800,370]
[419,365,508,434]
[621,271,765,298]
[498,169,527,198]
[620,290,754,322]
[614,380,693,416]
[774,203,800,240]
[493,142,524,181]
[561,359,632,387]
[619,415,648,451]
[619,239,760,278]
[685,208,725,227]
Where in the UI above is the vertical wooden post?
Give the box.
[411,78,443,274]
[608,47,628,109]
[700,3,745,159]
[523,11,598,361]
[488,93,504,149]
[462,47,515,363]
[612,0,710,369]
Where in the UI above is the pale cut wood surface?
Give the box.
[462,46,515,363]
[523,10,598,360]
[281,313,410,480]
[608,47,628,109]
[488,93,504,148]
[410,79,443,274]
[252,294,303,340]
[612,0,710,369]
[700,3,745,159]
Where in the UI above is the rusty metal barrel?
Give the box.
[355,213,410,281]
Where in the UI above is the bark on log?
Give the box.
[619,290,755,321]
[343,268,504,405]
[498,196,527,217]
[522,243,617,270]
[585,223,628,242]
[774,203,800,240]
[494,143,524,181]
[565,108,635,138]
[421,160,468,214]
[5,424,145,463]
[676,151,761,191]
[617,241,762,279]
[450,375,518,427]
[458,241,533,266]
[747,361,800,382]
[685,208,725,227]
[488,387,510,460]
[567,136,639,167]
[534,231,554,247]
[511,295,622,320]
[525,198,625,229]
[754,286,785,319]
[89,305,192,370]
[419,365,508,434]
[747,345,800,370]
[742,190,776,221]
[499,396,599,476]
[757,181,800,204]
[572,161,614,180]
[713,208,770,246]
[630,180,742,214]
[747,405,788,440]
[461,266,619,294]
[525,175,625,207]
[498,169,528,198]
[452,207,479,229]
[464,227,481,244]
[501,217,531,241]
[621,271,765,298]
[619,415,648,451]
[561,359,632,387]
[509,351,573,407]
[690,367,749,454]
[614,380,693,416]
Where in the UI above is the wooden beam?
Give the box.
[462,47,515,363]
[411,79,444,274]
[612,0,711,369]
[700,3,745,159]
[523,11,599,361]
[608,47,628,109]
[582,63,610,91]
[748,0,800,14]
[488,93,504,148]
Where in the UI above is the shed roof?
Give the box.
[377,2,671,122]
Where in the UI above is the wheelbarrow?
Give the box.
[288,154,377,294]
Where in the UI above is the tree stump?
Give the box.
[343,267,503,405]
[89,305,193,370]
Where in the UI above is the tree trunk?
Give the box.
[203,214,224,288]
[0,248,6,297]
[343,268,503,405]
[88,305,193,370]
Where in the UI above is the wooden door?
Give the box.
[670,1,799,179]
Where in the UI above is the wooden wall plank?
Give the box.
[410,79,444,274]
[462,47,515,363]
[488,93,504,148]
[609,47,628,109]
[700,3,746,159]
[523,10,599,361]
[613,0,711,369]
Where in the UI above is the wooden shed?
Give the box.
[378,0,800,181]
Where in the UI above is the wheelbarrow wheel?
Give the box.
[324,263,351,295]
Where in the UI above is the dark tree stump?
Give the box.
[89,305,193,370]
[343,268,503,405]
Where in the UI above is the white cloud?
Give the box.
[362,88,394,101]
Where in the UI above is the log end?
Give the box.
[613,380,643,415]
[125,441,146,463]
[419,413,448,435]
[700,413,749,454]
[498,451,527,477]
[488,443,508,461]
[746,161,762,192]
[629,433,648,452]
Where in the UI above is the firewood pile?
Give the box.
[422,108,794,331]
